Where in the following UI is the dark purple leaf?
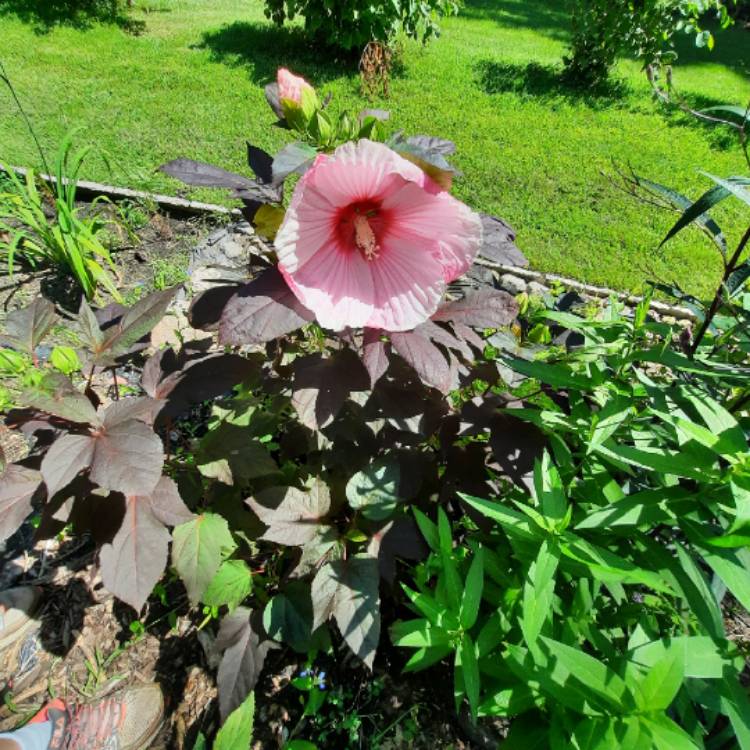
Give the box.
[101,397,162,428]
[0,298,57,354]
[89,420,164,497]
[292,350,370,429]
[489,413,546,491]
[22,372,100,426]
[77,299,105,350]
[247,481,331,546]
[198,425,278,485]
[370,517,428,583]
[107,287,179,356]
[219,268,314,346]
[142,345,261,422]
[311,556,380,668]
[390,332,453,394]
[264,82,284,120]
[453,322,486,351]
[246,143,274,184]
[414,320,473,360]
[406,135,455,155]
[478,214,528,267]
[361,328,390,388]
[432,289,518,329]
[146,476,194,527]
[41,433,95,498]
[0,464,42,543]
[160,159,254,190]
[217,608,273,721]
[271,142,317,186]
[188,285,242,332]
[99,494,170,611]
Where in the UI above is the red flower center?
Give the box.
[336,201,389,261]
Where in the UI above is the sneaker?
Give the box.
[34,684,165,750]
[0,587,46,694]
[0,586,42,653]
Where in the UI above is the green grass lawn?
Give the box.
[0,0,748,296]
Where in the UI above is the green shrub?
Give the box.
[564,0,735,86]
[263,0,459,52]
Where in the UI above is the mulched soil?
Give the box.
[0,528,477,749]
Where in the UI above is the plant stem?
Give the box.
[689,224,750,357]
[0,60,52,178]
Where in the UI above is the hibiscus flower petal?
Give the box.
[307,140,425,207]
[276,173,338,274]
[381,183,483,282]
[366,236,445,332]
[280,243,375,331]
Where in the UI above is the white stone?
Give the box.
[499,274,528,295]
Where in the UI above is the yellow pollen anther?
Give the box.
[353,213,379,261]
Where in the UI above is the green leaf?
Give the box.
[659,183,730,248]
[641,715,700,749]
[263,582,313,653]
[203,560,252,610]
[171,513,237,605]
[459,633,480,721]
[413,508,439,551]
[561,534,672,593]
[346,458,401,520]
[634,650,684,711]
[521,540,559,648]
[539,636,634,712]
[503,356,595,391]
[702,173,750,209]
[682,519,750,612]
[459,494,538,542]
[534,451,566,521]
[390,619,451,648]
[215,690,254,750]
[50,346,81,375]
[717,666,750,750]
[594,442,715,481]
[460,548,484,630]
[673,545,725,641]
[626,636,733,679]
[285,741,319,750]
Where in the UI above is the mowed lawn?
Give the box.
[0,0,748,296]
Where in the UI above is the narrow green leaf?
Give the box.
[460,547,484,630]
[459,633,480,721]
[635,650,684,711]
[521,540,559,648]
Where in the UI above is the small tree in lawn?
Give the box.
[564,0,736,87]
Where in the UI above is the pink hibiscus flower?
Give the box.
[277,68,314,105]
[275,139,483,332]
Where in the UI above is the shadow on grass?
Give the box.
[460,0,571,42]
[197,21,360,85]
[476,60,631,107]
[657,92,744,151]
[0,0,145,34]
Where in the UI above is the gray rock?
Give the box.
[527,280,549,298]
[499,273,528,295]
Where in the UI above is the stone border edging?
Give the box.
[1,165,243,219]
[2,165,697,322]
[475,259,697,323]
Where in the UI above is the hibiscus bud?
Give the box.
[277,68,318,128]
[277,68,313,103]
